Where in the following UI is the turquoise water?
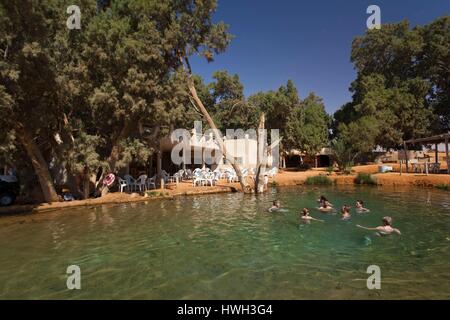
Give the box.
[0,186,449,299]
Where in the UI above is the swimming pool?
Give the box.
[0,186,449,299]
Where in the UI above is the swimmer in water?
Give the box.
[317,195,333,207]
[355,200,370,213]
[268,200,281,212]
[318,200,333,212]
[300,208,324,224]
[341,205,351,220]
[357,216,401,236]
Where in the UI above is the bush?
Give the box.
[145,191,170,197]
[435,184,449,191]
[305,175,333,185]
[354,173,377,185]
[326,166,334,175]
[343,165,353,175]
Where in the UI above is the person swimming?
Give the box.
[357,216,401,236]
[300,208,324,224]
[355,200,370,213]
[341,205,351,220]
[268,200,281,212]
[318,195,333,207]
[317,198,334,212]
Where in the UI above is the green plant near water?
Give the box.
[326,166,334,175]
[305,175,333,185]
[435,184,449,191]
[354,173,377,185]
[145,191,170,197]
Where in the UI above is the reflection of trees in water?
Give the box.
[87,206,115,227]
[187,194,261,240]
[49,220,66,250]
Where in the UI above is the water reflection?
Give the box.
[0,186,449,299]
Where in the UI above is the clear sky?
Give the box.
[189,0,449,114]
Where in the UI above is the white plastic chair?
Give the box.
[135,174,148,192]
[118,177,128,193]
[161,170,170,183]
[124,174,137,192]
[226,170,238,183]
[192,170,204,186]
[147,175,156,189]
[203,171,215,186]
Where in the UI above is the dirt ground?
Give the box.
[1,164,450,215]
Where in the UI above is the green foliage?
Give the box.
[285,93,330,156]
[435,184,449,191]
[305,175,333,185]
[326,166,334,175]
[334,17,450,152]
[249,81,330,155]
[330,139,353,172]
[354,173,377,185]
[0,0,231,196]
[145,191,170,197]
[207,71,259,130]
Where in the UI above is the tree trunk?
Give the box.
[52,113,83,199]
[97,118,135,196]
[16,124,59,203]
[183,58,252,193]
[83,167,90,199]
[255,113,267,193]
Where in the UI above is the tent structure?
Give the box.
[403,133,450,174]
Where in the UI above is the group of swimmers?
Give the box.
[268,195,401,236]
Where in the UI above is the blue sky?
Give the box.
[189,0,449,114]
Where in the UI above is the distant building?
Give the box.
[282,147,333,168]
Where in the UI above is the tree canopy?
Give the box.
[333,16,450,158]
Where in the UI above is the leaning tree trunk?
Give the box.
[53,114,83,199]
[254,113,268,193]
[183,58,253,193]
[16,124,59,203]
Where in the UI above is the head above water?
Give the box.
[356,200,364,206]
[302,208,309,216]
[273,200,280,207]
[342,205,350,213]
[320,195,328,202]
[382,216,392,226]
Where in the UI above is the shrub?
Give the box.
[146,191,160,197]
[145,191,170,197]
[326,166,334,175]
[343,165,353,175]
[354,173,377,185]
[305,175,333,185]
[435,184,449,191]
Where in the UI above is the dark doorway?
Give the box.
[286,155,301,168]
[317,155,330,167]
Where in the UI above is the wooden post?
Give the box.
[156,152,162,176]
[400,160,402,175]
[403,142,409,173]
[435,143,439,164]
[425,159,429,175]
[446,137,449,174]
[149,154,153,177]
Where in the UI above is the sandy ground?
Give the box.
[1,164,450,215]
[273,164,450,187]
